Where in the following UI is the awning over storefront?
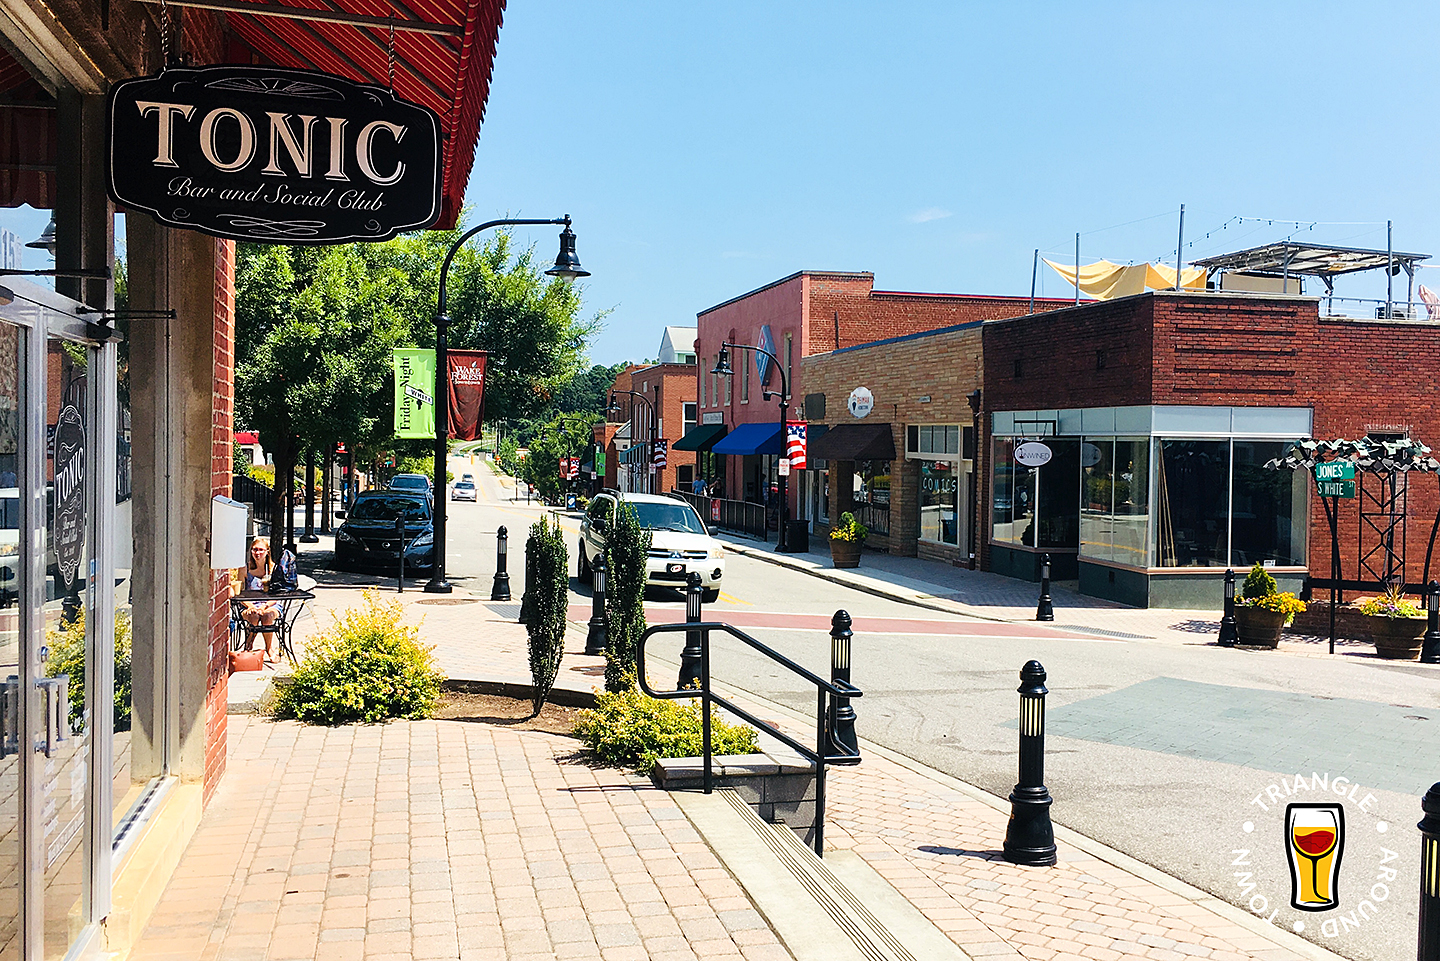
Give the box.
[809,423,896,461]
[672,423,728,451]
[711,422,784,456]
[619,444,649,464]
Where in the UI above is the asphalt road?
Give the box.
[446,463,1435,961]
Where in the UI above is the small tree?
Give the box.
[525,516,570,716]
[604,501,652,692]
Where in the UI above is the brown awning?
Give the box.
[809,423,895,461]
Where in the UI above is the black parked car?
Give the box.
[333,491,435,573]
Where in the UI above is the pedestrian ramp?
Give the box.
[674,786,980,961]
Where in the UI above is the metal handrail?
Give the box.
[636,619,862,856]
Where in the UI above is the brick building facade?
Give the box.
[607,362,698,494]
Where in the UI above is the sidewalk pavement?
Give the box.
[150,578,1339,961]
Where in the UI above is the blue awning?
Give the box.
[711,422,784,456]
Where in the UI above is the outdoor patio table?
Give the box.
[229,588,315,667]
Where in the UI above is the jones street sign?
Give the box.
[108,65,443,244]
[1315,461,1356,481]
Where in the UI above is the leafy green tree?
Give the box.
[604,502,652,692]
[524,516,570,716]
[519,412,601,503]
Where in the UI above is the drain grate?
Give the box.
[415,597,479,606]
[1054,624,1153,640]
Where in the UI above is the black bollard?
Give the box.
[585,554,608,655]
[1035,553,1054,622]
[396,514,406,593]
[829,610,857,756]
[678,573,704,689]
[518,535,535,625]
[1423,582,1440,665]
[1218,568,1238,647]
[1420,783,1440,961]
[1003,660,1056,866]
[491,526,512,601]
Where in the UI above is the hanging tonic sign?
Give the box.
[107,65,443,244]
[53,403,86,585]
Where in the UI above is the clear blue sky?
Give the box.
[3,2,1433,363]
[466,1,1440,365]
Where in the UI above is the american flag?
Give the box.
[786,422,807,469]
[652,439,668,469]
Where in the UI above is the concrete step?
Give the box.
[673,786,979,961]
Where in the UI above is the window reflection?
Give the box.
[1155,440,1229,567]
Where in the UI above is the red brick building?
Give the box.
[606,362,698,495]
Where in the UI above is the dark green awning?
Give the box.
[672,423,728,452]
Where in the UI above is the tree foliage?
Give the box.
[604,502,652,692]
[518,411,602,503]
[524,516,570,716]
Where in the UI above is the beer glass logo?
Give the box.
[1287,803,1344,911]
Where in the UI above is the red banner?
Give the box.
[446,350,487,440]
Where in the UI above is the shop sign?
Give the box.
[847,386,874,419]
[108,65,444,244]
[1014,441,1053,467]
[1081,442,1103,468]
[702,411,725,425]
[53,404,85,585]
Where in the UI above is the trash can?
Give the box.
[785,519,810,554]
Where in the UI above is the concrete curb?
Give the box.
[442,677,598,708]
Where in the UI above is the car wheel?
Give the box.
[702,588,720,604]
[578,543,592,582]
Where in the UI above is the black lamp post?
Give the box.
[713,343,794,553]
[608,390,657,494]
[426,216,588,594]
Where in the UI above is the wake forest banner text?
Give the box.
[108,65,443,244]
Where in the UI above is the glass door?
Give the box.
[0,318,24,961]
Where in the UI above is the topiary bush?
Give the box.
[573,687,758,774]
[272,591,444,724]
[43,610,133,732]
[604,501,652,692]
[1241,562,1278,600]
[525,515,569,716]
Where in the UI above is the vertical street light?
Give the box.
[608,390,657,494]
[425,215,588,594]
[712,343,795,553]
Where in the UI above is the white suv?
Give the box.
[578,492,726,603]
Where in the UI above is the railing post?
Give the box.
[1423,581,1440,664]
[1218,568,1238,647]
[679,572,704,689]
[1003,660,1056,866]
[490,525,511,601]
[1420,783,1440,961]
[829,610,857,756]
[701,612,712,796]
[1035,553,1054,621]
[585,554,608,656]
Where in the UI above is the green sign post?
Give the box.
[393,348,436,439]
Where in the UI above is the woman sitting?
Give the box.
[237,537,281,663]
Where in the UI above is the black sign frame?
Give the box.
[107,64,444,245]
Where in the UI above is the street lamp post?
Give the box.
[609,390,657,494]
[425,215,588,594]
[712,343,794,553]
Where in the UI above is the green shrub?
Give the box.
[272,591,444,724]
[573,687,758,774]
[604,501,652,692]
[1241,562,1278,600]
[44,610,133,732]
[829,511,868,543]
[525,516,569,716]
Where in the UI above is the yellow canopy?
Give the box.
[1043,259,1206,300]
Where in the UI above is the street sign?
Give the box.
[1315,461,1356,482]
[1316,479,1355,498]
[778,458,790,477]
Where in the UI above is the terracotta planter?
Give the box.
[1365,616,1426,660]
[1234,607,1286,648]
[829,538,862,569]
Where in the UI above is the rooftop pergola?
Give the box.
[1192,241,1431,298]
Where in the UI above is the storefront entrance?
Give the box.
[1,280,118,961]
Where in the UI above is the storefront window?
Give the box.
[992,437,1033,546]
[1035,439,1080,549]
[1154,439,1229,567]
[1112,438,1150,567]
[1231,440,1306,566]
[919,460,959,544]
[1080,439,1115,563]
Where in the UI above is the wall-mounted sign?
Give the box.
[53,403,86,585]
[1014,441,1053,467]
[847,386,874,419]
[108,65,443,244]
[701,411,725,425]
[757,325,776,387]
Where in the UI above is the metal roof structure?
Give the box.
[1192,242,1430,284]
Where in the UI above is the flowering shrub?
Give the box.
[1238,591,1307,622]
[1358,586,1424,619]
[829,511,869,544]
[574,688,758,775]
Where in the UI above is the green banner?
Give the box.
[393,348,436,439]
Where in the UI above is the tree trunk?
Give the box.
[268,436,298,557]
[321,444,332,533]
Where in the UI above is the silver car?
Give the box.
[451,480,477,502]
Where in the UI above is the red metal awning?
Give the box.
[218,0,504,230]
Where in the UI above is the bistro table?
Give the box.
[229,587,315,667]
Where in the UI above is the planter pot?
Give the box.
[829,538,862,569]
[1234,607,1286,648]
[1365,616,1426,660]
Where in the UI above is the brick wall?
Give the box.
[629,363,697,494]
[203,238,234,804]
